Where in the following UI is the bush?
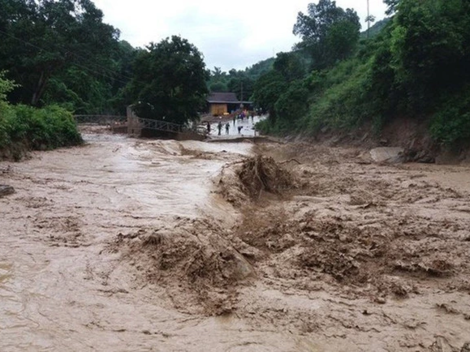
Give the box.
[430,86,470,146]
[0,103,82,160]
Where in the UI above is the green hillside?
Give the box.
[251,0,470,148]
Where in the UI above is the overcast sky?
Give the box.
[93,0,389,72]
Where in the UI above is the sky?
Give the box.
[93,0,389,72]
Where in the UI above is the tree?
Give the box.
[227,74,254,101]
[384,0,400,15]
[273,52,306,82]
[293,0,361,69]
[128,36,208,125]
[251,71,287,118]
[274,80,309,123]
[389,0,470,112]
[0,0,120,110]
[209,81,228,92]
[251,52,309,123]
[207,66,229,92]
[365,15,376,38]
[0,71,17,102]
[244,58,275,80]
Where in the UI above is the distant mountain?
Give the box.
[244,57,275,79]
[361,18,391,39]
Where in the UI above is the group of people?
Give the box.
[205,108,261,137]
[206,119,244,136]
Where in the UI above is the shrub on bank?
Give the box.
[430,87,470,146]
[0,103,83,160]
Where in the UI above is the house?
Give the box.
[206,92,252,116]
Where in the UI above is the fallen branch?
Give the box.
[279,158,302,165]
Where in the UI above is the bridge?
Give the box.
[73,115,206,140]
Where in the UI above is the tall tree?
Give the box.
[208,66,229,92]
[0,0,121,111]
[293,0,361,69]
[384,0,400,15]
[227,73,254,101]
[389,0,470,111]
[251,71,287,120]
[273,52,306,82]
[128,36,208,125]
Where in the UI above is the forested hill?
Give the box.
[0,0,138,115]
[251,0,470,150]
[360,18,391,39]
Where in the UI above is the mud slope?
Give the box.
[228,143,470,351]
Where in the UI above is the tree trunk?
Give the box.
[31,71,49,106]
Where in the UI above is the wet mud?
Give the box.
[1,133,470,351]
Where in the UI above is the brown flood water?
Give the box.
[1,133,470,351]
[0,134,297,352]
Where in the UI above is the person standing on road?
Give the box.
[225,123,230,135]
[206,121,211,134]
[237,125,243,134]
[217,121,222,135]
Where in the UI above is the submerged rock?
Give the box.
[0,185,15,197]
[370,147,405,163]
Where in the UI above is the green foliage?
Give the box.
[0,0,130,114]
[384,0,400,15]
[430,86,470,145]
[0,102,82,160]
[209,81,228,93]
[251,52,311,132]
[0,71,17,102]
[251,71,288,118]
[273,52,306,82]
[253,0,470,147]
[245,58,275,79]
[128,36,208,125]
[206,58,274,100]
[360,18,391,39]
[300,58,374,133]
[251,0,364,135]
[274,80,309,124]
[227,73,254,101]
[388,0,470,113]
[293,0,361,70]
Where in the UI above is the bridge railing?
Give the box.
[138,117,183,133]
[74,114,206,137]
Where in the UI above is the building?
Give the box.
[206,92,252,116]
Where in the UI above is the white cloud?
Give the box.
[93,0,389,71]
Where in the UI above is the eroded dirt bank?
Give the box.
[1,133,470,351]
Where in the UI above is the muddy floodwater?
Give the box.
[1,133,470,351]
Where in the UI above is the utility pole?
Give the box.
[367,0,370,38]
[365,0,375,39]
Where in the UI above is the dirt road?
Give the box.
[1,133,469,351]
